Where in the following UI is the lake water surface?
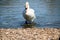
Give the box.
[0,0,60,28]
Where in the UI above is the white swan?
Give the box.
[23,2,36,24]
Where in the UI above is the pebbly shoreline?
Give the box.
[0,28,60,40]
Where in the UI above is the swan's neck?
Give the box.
[25,7,30,15]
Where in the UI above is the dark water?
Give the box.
[0,0,60,28]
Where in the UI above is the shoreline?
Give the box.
[0,28,60,40]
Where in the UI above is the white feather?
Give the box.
[23,2,36,22]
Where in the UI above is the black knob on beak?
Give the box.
[25,8,27,9]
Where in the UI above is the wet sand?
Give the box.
[0,28,60,40]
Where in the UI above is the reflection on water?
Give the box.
[0,0,60,28]
[22,22,36,28]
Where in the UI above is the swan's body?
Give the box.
[23,2,36,24]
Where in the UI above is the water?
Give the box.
[0,0,60,28]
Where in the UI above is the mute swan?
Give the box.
[23,2,36,24]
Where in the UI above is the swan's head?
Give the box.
[25,2,29,9]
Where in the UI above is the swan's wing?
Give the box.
[28,9,36,18]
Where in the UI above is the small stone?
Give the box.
[6,32,9,34]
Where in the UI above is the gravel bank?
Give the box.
[0,28,60,40]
